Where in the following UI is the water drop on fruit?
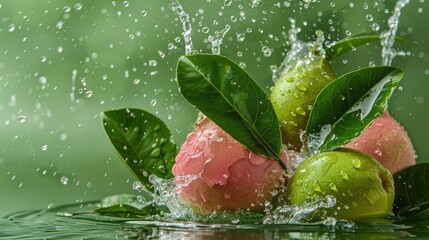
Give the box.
[352,159,361,169]
[313,181,322,193]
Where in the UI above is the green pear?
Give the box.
[287,148,395,221]
[270,52,336,150]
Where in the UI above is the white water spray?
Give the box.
[381,0,410,66]
[210,24,231,55]
[171,0,194,55]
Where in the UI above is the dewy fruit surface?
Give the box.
[288,148,395,220]
[270,52,336,151]
[345,111,415,175]
[172,117,288,215]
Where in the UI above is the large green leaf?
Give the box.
[394,163,429,219]
[306,66,403,153]
[326,35,406,60]
[94,194,162,218]
[102,108,177,191]
[177,54,284,168]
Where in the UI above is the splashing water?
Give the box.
[381,0,410,66]
[171,0,194,55]
[172,0,231,55]
[210,24,231,55]
[263,196,337,224]
[272,19,326,82]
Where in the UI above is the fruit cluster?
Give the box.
[172,40,415,220]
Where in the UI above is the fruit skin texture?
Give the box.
[172,117,288,215]
[288,148,395,220]
[345,111,415,175]
[270,54,336,151]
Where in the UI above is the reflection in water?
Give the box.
[1,202,426,239]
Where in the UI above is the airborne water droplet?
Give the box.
[17,115,27,123]
[8,24,16,32]
[60,176,69,185]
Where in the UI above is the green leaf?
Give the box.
[177,54,284,168]
[102,108,177,191]
[394,163,429,219]
[306,66,403,153]
[94,204,161,218]
[93,194,165,218]
[99,194,149,208]
[326,35,406,60]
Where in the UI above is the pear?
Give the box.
[270,50,336,150]
[287,148,395,221]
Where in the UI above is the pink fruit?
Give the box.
[172,117,289,215]
[345,111,415,174]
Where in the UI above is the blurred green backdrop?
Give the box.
[0,0,428,216]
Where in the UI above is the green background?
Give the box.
[0,0,427,216]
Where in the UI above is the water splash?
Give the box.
[171,0,194,55]
[381,0,410,66]
[210,24,231,55]
[263,196,337,224]
[272,19,325,82]
[70,69,77,102]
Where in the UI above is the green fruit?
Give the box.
[288,148,395,220]
[270,54,336,150]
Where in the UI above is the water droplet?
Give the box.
[60,176,69,185]
[224,0,232,6]
[85,90,93,98]
[202,27,209,34]
[41,145,48,151]
[313,181,322,193]
[366,14,373,22]
[341,170,349,180]
[262,46,272,57]
[63,6,71,13]
[59,133,67,141]
[295,82,307,92]
[149,60,157,66]
[150,148,161,157]
[295,107,306,116]
[8,24,16,32]
[329,182,338,192]
[133,181,145,192]
[372,23,380,31]
[141,10,148,16]
[158,50,165,59]
[352,159,361,169]
[150,99,157,107]
[236,33,245,42]
[74,3,83,10]
[17,115,27,123]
